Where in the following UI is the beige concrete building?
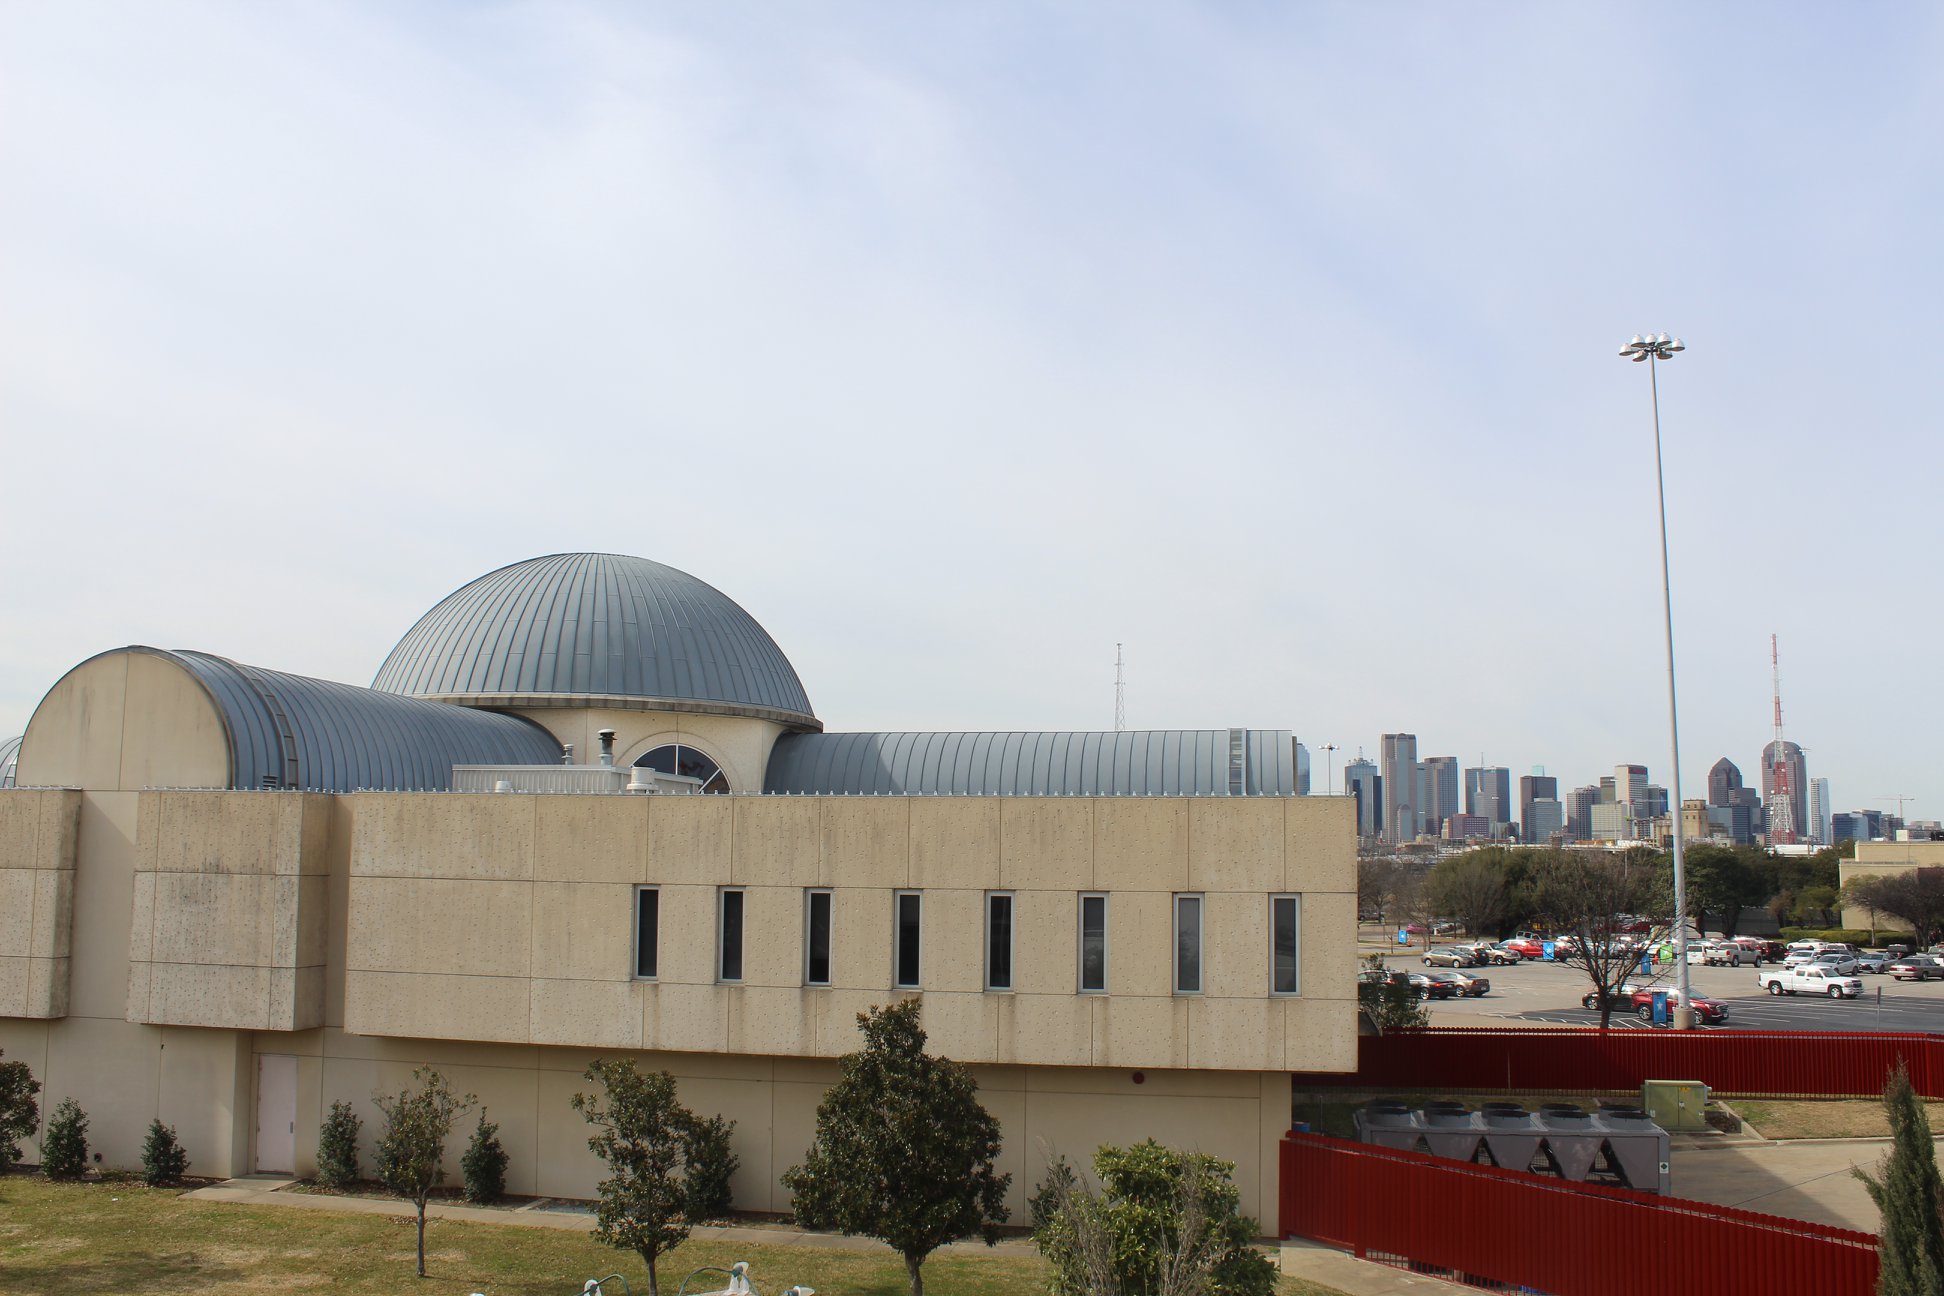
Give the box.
[0,552,1354,1224]
[1838,840,1944,933]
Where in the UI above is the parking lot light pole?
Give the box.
[1619,332,1694,1029]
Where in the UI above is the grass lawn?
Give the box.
[1726,1097,1944,1140]
[0,1176,1344,1296]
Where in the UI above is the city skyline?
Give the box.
[0,7,1935,822]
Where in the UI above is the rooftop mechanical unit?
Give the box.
[1354,1099,1671,1194]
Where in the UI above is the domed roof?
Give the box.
[372,553,817,727]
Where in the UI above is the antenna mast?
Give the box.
[1113,643,1126,732]
[1768,633,1797,845]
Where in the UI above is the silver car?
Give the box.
[1812,952,1860,975]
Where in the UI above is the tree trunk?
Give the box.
[644,1251,660,1296]
[905,1252,925,1296]
[416,1200,427,1277]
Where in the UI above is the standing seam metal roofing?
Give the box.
[128,648,562,792]
[0,735,19,788]
[370,553,816,724]
[762,730,1297,796]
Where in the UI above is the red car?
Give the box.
[1629,988,1729,1024]
[1502,937,1546,959]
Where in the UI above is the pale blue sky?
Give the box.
[2,4,1937,819]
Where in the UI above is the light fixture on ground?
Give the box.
[1619,331,1693,1028]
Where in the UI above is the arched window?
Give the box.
[633,744,730,793]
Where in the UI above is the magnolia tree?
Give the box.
[373,1067,476,1278]
[0,1050,39,1175]
[782,1000,1009,1296]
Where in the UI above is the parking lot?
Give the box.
[1364,941,1944,1033]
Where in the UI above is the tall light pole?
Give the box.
[1620,331,1693,1028]
[1322,743,1339,796]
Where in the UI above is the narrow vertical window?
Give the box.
[986,893,1014,991]
[634,887,659,980]
[805,889,832,987]
[1079,893,1108,993]
[1174,894,1203,994]
[1272,894,1301,995]
[894,891,922,989]
[719,888,745,983]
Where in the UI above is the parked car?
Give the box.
[1693,941,1757,967]
[1629,987,1730,1024]
[1890,956,1944,982]
[1408,972,1461,1000]
[1853,951,1891,974]
[1729,937,1769,963]
[1581,982,1646,1011]
[1502,937,1546,959]
[1478,943,1524,966]
[1782,948,1821,968]
[1423,946,1480,968]
[1811,952,1861,975]
[1438,969,1492,997]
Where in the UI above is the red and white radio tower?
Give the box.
[1767,634,1797,845]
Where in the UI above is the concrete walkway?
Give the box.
[185,1175,1452,1295]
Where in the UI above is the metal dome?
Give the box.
[371,553,817,728]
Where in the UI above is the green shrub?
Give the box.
[41,1098,89,1180]
[461,1110,509,1204]
[1032,1140,1275,1296]
[141,1119,190,1186]
[682,1112,739,1222]
[316,1100,362,1189]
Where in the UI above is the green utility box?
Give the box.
[1642,1080,1710,1131]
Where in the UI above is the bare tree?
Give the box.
[1357,857,1398,927]
[1530,850,1671,1029]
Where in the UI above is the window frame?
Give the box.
[1270,893,1302,996]
[804,888,833,987]
[893,890,923,990]
[633,885,659,981]
[1078,892,1109,994]
[1173,893,1204,995]
[718,887,746,984]
[985,891,1014,992]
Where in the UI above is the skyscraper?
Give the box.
[1343,758,1381,838]
[1525,798,1564,844]
[1760,741,1808,842]
[1380,734,1418,843]
[1810,777,1831,844]
[1519,771,1558,842]
[1707,757,1744,807]
[1465,766,1512,836]
[1294,741,1311,795]
[1422,755,1459,834]
[1566,785,1601,840]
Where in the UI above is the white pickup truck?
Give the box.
[1756,965,1865,998]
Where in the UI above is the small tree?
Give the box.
[681,1112,739,1222]
[1855,1061,1944,1295]
[41,1098,89,1180]
[373,1067,476,1278]
[0,1050,40,1174]
[1031,1141,1275,1296]
[572,1060,697,1296]
[316,1100,362,1189]
[1356,954,1428,1034]
[461,1110,509,1205]
[141,1119,190,1186]
[1530,848,1671,1029]
[782,1000,1009,1296]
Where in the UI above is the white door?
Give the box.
[255,1055,297,1174]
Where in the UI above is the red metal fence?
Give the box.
[1292,1027,1944,1098]
[1280,1130,1879,1295]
